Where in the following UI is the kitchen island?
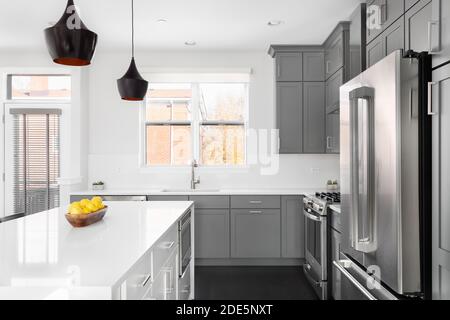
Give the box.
[0,201,194,300]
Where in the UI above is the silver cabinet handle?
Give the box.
[428,21,439,54]
[140,274,152,287]
[333,260,377,300]
[277,64,281,78]
[249,200,262,204]
[380,0,387,25]
[249,210,263,214]
[428,81,437,116]
[161,241,175,250]
[326,136,332,149]
[326,61,331,74]
[409,88,414,118]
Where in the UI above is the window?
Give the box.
[144,77,248,166]
[7,75,71,100]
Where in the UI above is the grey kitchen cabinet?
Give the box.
[195,209,230,259]
[331,227,342,300]
[303,52,325,81]
[326,68,344,114]
[366,0,405,44]
[275,52,303,82]
[325,30,345,79]
[281,196,304,258]
[231,209,281,258]
[349,3,368,80]
[303,82,326,153]
[230,195,281,209]
[189,195,229,209]
[326,111,340,154]
[405,0,435,54]
[432,0,450,68]
[276,82,303,154]
[366,17,405,67]
[148,195,189,201]
[405,0,421,12]
[432,63,450,300]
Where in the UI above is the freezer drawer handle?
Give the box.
[333,260,377,300]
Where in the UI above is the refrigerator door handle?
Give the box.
[349,87,377,253]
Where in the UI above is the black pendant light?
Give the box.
[44,0,98,66]
[117,0,148,101]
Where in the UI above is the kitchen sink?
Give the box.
[161,189,221,193]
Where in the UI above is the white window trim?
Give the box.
[139,72,250,170]
[0,67,72,219]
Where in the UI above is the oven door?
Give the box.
[303,207,328,299]
[179,211,191,278]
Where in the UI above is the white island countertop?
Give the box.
[0,201,193,300]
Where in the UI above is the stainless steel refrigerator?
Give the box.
[336,50,432,300]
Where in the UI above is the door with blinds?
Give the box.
[4,106,61,219]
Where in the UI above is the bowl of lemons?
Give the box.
[65,197,107,228]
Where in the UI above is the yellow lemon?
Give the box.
[82,207,92,214]
[69,206,84,215]
[91,196,103,203]
[85,202,98,213]
[80,199,91,208]
[68,202,81,211]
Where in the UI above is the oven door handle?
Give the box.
[303,209,324,222]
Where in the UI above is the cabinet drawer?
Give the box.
[189,196,229,209]
[122,251,153,300]
[146,248,178,300]
[230,196,281,209]
[148,196,189,201]
[231,209,281,258]
[178,263,191,300]
[152,224,178,280]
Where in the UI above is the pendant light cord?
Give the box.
[131,0,135,58]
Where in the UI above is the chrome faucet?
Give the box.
[190,160,200,190]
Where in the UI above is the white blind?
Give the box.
[11,110,60,216]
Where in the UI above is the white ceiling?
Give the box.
[0,0,363,51]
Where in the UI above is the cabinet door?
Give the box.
[303,82,325,153]
[150,249,178,300]
[367,34,384,67]
[326,68,344,113]
[367,0,405,43]
[405,0,434,54]
[276,82,303,154]
[432,64,450,300]
[366,17,405,68]
[432,0,450,68]
[326,111,340,154]
[281,196,304,258]
[195,209,230,259]
[275,53,303,82]
[331,229,342,300]
[325,34,344,79]
[303,52,325,81]
[231,209,281,258]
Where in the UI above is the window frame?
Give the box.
[141,80,249,168]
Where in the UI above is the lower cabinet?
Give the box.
[231,209,281,258]
[195,209,230,258]
[146,248,179,300]
[331,228,342,300]
[281,196,304,258]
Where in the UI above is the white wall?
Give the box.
[87,48,340,190]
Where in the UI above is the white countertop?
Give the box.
[71,188,323,196]
[0,201,193,300]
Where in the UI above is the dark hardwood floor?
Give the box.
[195,266,318,300]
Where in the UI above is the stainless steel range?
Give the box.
[303,192,340,300]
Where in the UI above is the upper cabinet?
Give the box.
[366,0,404,44]
[324,23,350,80]
[275,52,303,82]
[303,52,325,82]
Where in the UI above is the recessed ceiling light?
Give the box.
[157,19,168,23]
[185,41,197,46]
[268,20,284,27]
